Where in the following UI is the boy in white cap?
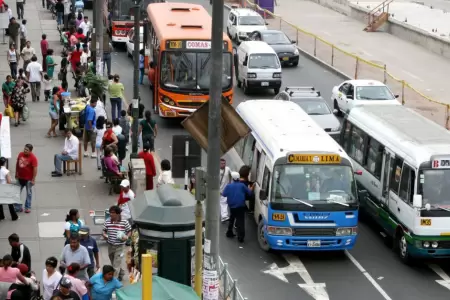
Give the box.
[117,179,135,221]
[222,171,254,243]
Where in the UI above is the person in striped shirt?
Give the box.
[102,205,131,281]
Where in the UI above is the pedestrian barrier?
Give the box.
[219,256,248,300]
[240,0,450,129]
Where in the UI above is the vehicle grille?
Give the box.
[177,102,204,108]
[278,52,294,56]
[292,228,336,236]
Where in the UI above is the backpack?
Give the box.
[78,106,87,128]
[63,220,82,238]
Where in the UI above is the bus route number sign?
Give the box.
[420,219,432,226]
[287,154,341,164]
[169,41,182,49]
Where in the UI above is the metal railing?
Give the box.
[219,256,248,300]
[239,0,450,129]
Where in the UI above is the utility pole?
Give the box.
[94,0,104,76]
[131,0,141,158]
[203,0,224,297]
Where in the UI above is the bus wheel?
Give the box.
[258,219,271,252]
[237,79,242,88]
[243,81,251,95]
[396,230,412,264]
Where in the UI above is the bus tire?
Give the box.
[395,229,413,265]
[243,81,250,95]
[258,219,271,252]
[237,79,242,88]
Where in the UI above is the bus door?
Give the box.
[379,148,395,231]
[255,150,267,220]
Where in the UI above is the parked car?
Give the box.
[249,30,299,66]
[331,79,400,114]
[275,87,341,139]
[126,27,144,58]
[227,7,267,44]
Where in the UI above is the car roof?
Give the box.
[239,41,275,53]
[290,96,326,102]
[231,8,260,17]
[253,29,283,34]
[344,79,386,87]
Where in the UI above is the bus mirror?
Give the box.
[354,170,363,175]
[259,190,267,201]
[413,194,423,208]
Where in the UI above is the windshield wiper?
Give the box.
[430,205,450,212]
[327,199,349,207]
[164,83,179,88]
[308,113,324,115]
[292,197,314,207]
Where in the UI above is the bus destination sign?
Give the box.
[432,157,450,169]
[287,153,341,164]
[167,40,228,50]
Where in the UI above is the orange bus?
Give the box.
[146,2,233,118]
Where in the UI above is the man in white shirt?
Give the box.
[26,55,43,102]
[63,0,71,29]
[219,158,232,222]
[118,179,135,221]
[5,4,13,20]
[53,129,79,177]
[21,40,34,70]
[79,16,90,36]
[80,44,90,70]
[19,20,27,52]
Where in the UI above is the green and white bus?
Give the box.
[340,104,450,263]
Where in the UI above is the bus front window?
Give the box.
[270,164,358,206]
[160,51,232,91]
[420,169,450,208]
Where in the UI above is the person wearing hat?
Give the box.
[53,277,81,300]
[117,179,135,221]
[79,227,99,279]
[138,142,156,190]
[222,171,255,243]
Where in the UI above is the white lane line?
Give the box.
[428,264,450,291]
[402,70,424,82]
[345,250,393,300]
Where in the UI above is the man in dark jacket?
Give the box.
[222,172,254,242]
[8,17,20,48]
[8,233,31,270]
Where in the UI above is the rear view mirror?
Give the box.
[291,40,296,44]
[395,94,399,98]
[354,170,363,175]
[413,194,423,208]
[265,22,269,25]
[333,109,339,115]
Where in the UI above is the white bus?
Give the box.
[228,100,359,252]
[340,104,450,263]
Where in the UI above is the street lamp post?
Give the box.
[131,0,142,158]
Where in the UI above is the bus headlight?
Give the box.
[336,227,357,236]
[423,241,430,248]
[432,241,439,248]
[267,226,292,236]
[247,73,257,79]
[294,48,299,55]
[114,30,120,35]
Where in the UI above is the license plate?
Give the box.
[282,57,289,61]
[166,111,176,117]
[307,240,321,247]
[261,82,269,86]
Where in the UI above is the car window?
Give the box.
[248,54,279,69]
[338,83,349,94]
[261,32,290,45]
[355,85,395,100]
[238,16,265,26]
[347,84,354,97]
[292,99,331,115]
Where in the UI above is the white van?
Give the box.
[235,41,282,95]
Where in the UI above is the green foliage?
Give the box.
[84,70,108,101]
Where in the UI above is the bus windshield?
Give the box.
[271,164,358,206]
[160,51,232,91]
[420,169,450,207]
[111,0,133,20]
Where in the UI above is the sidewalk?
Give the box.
[249,0,450,125]
[0,1,128,281]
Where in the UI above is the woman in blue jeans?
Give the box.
[108,74,124,120]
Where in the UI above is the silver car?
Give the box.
[275,87,341,140]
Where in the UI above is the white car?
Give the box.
[126,27,144,58]
[226,7,267,44]
[331,79,400,114]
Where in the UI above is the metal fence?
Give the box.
[219,256,248,300]
[239,0,450,129]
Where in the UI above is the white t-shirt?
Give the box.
[219,166,232,193]
[42,270,62,300]
[26,61,43,83]
[42,78,52,91]
[63,0,71,14]
[120,189,135,219]
[113,125,122,136]
[95,127,106,147]
[80,52,89,65]
[158,171,175,185]
[64,219,84,231]
[95,100,107,121]
[0,167,9,185]
[79,21,90,36]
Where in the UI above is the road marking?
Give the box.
[402,70,424,82]
[345,251,393,300]
[428,264,450,291]
[263,254,329,300]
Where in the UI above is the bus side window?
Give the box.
[399,164,415,203]
[234,138,245,157]
[365,137,384,179]
[261,166,271,200]
[251,148,261,183]
[349,125,367,164]
[341,120,352,152]
[389,157,404,195]
[257,151,266,185]
[242,135,255,167]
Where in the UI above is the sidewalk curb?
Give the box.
[222,4,351,80]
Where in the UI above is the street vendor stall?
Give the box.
[61,92,88,130]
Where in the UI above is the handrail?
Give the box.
[368,0,393,15]
[367,0,393,26]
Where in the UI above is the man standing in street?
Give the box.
[83,98,97,158]
[40,34,48,72]
[60,234,91,281]
[8,233,31,270]
[16,0,24,19]
[19,19,26,51]
[21,40,34,71]
[63,0,71,30]
[219,158,232,222]
[79,16,90,37]
[79,227,100,278]
[103,205,131,281]
[15,143,38,213]
[26,55,43,102]
[8,17,20,48]
[103,42,113,77]
[52,129,79,177]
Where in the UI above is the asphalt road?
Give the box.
[85,3,450,300]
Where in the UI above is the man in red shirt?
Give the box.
[40,34,49,72]
[15,143,38,213]
[138,143,156,190]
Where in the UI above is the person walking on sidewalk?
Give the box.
[40,34,48,72]
[79,227,100,278]
[26,55,43,102]
[21,40,34,71]
[8,17,20,48]
[83,98,97,158]
[19,19,26,52]
[2,75,15,108]
[10,79,29,126]
[15,143,38,213]
[138,143,156,190]
[108,74,124,121]
[46,49,57,79]
[55,0,64,27]
[0,157,19,221]
[47,87,60,137]
[7,43,19,79]
[60,235,91,281]
[138,110,157,152]
[219,158,232,222]
[16,0,24,20]
[102,205,131,281]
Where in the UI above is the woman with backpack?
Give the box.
[138,110,157,152]
[64,209,84,244]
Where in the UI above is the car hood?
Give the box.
[238,25,267,33]
[354,99,401,106]
[269,43,297,53]
[310,114,341,131]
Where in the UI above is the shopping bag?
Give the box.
[4,105,13,118]
[22,104,29,121]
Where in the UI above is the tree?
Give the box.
[84,70,108,102]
